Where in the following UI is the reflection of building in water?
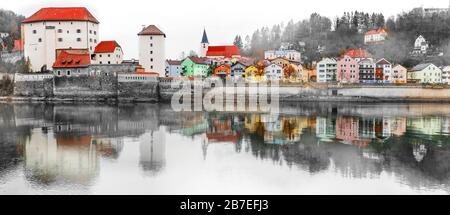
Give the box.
[408,117,444,136]
[336,117,360,145]
[202,115,241,159]
[412,142,428,163]
[382,117,407,138]
[139,128,166,176]
[245,114,314,145]
[24,129,99,185]
[316,117,336,142]
[92,138,124,159]
[181,113,209,137]
[442,117,450,134]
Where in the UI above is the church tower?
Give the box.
[199,29,209,57]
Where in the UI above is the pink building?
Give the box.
[337,55,359,83]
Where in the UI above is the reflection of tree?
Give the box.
[282,119,298,141]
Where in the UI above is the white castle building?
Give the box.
[138,25,166,77]
[21,7,100,72]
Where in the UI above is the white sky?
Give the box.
[2,0,449,59]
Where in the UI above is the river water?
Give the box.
[0,102,449,195]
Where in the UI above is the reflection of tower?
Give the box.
[201,136,209,160]
[199,29,209,58]
[139,127,166,175]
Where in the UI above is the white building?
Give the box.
[22,7,100,72]
[413,35,429,55]
[364,28,388,44]
[92,41,123,65]
[408,63,442,84]
[442,66,450,85]
[0,32,9,38]
[265,49,301,62]
[138,25,166,77]
[165,60,182,77]
[264,63,283,80]
[316,58,337,83]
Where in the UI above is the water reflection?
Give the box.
[0,103,450,194]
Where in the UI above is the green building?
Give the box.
[180,57,210,77]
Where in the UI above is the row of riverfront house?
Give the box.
[13,7,450,85]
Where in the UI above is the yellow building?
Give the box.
[244,66,264,82]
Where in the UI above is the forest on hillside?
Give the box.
[0,9,24,52]
[235,8,450,67]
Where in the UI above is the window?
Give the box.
[38,38,42,42]
[100,61,102,64]
[67,70,71,76]
[90,38,93,42]
[150,51,153,54]
[58,38,63,42]
[67,30,69,34]
[94,31,97,35]
[58,29,62,33]
[89,30,92,34]
[150,36,153,40]
[32,30,37,34]
[108,54,111,57]
[151,58,153,62]
[57,71,61,76]
[151,66,154,69]
[94,39,97,43]
[150,43,153,47]
[99,54,102,57]
[108,61,111,64]
[77,29,81,33]
[77,38,81,42]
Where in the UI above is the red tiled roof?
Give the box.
[22,7,99,24]
[189,56,209,64]
[166,60,182,65]
[94,41,121,53]
[53,51,91,68]
[344,49,371,59]
[206,45,241,58]
[365,28,387,36]
[13,39,23,52]
[135,72,159,75]
[138,25,166,37]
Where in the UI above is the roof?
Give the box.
[201,29,209,44]
[206,46,241,58]
[411,63,434,72]
[376,58,391,65]
[52,51,91,68]
[344,49,371,59]
[94,41,121,53]
[365,28,387,36]
[166,60,182,65]
[318,58,337,64]
[358,58,375,64]
[138,25,166,37]
[188,56,209,65]
[134,72,159,75]
[22,7,99,24]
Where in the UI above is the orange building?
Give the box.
[214,64,231,77]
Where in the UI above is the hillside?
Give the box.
[0,9,25,52]
[240,7,450,67]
